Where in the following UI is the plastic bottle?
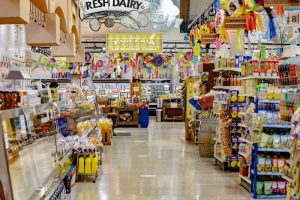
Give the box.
[85,157,92,174]
[92,155,99,174]
[78,157,85,174]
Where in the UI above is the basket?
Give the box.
[198,143,214,157]
[197,95,214,110]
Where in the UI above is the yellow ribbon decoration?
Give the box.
[236,30,243,50]
[256,14,264,32]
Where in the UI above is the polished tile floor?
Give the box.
[71,120,251,200]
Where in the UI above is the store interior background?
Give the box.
[0,0,299,200]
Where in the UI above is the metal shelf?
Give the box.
[240,76,279,80]
[213,86,242,90]
[213,67,242,73]
[239,174,251,184]
[282,175,293,182]
[259,100,280,104]
[214,155,225,163]
[255,194,286,199]
[257,148,290,153]
[253,171,283,176]
[262,124,292,129]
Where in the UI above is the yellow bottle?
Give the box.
[92,155,99,174]
[78,157,85,174]
[85,157,92,174]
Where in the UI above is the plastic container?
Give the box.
[139,108,149,128]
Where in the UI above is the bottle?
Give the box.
[85,157,92,174]
[78,157,85,174]
[92,155,99,174]
[230,74,234,86]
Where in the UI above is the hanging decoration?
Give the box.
[153,55,164,67]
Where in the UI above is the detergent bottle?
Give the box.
[92,155,99,174]
[78,157,85,174]
[85,157,92,174]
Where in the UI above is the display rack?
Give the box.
[212,61,245,171]
[236,58,298,199]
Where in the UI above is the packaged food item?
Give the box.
[273,135,281,148]
[264,181,273,195]
[272,181,279,194]
[265,156,272,172]
[278,181,286,194]
[258,156,266,171]
[257,182,264,195]
[259,133,271,148]
[266,111,274,124]
[272,158,278,172]
[278,159,286,172]
[231,107,238,119]
[230,90,239,103]
[280,135,289,149]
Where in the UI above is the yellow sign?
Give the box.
[106,33,162,53]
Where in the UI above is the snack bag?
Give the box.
[278,181,287,194]
[273,135,281,148]
[264,181,273,195]
[257,182,264,195]
[272,181,279,194]
[280,135,289,149]
[258,156,266,171]
[278,159,286,172]
[272,158,278,172]
[265,156,272,172]
[259,133,271,148]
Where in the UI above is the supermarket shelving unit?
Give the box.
[238,72,292,199]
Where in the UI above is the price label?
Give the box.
[264,0,299,6]
[171,103,177,108]
[133,87,140,92]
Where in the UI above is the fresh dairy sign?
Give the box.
[84,0,151,14]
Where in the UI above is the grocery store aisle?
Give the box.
[71,120,250,200]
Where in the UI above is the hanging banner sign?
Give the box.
[201,33,217,44]
[106,33,163,53]
[224,17,247,30]
[84,0,151,14]
[264,0,299,7]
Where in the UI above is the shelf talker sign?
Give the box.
[106,33,163,53]
[224,17,247,30]
[84,0,151,14]
[201,33,217,44]
[264,0,299,6]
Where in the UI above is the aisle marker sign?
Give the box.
[84,0,151,14]
[106,33,163,53]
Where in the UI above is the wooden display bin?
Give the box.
[163,104,183,121]
[115,107,139,127]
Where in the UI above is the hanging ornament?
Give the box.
[153,55,164,67]
[267,17,277,40]
[246,11,256,32]
[184,51,193,61]
[85,52,92,63]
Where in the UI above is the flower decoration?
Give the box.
[153,55,164,67]
[85,52,92,63]
[96,60,104,68]
[184,51,193,61]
